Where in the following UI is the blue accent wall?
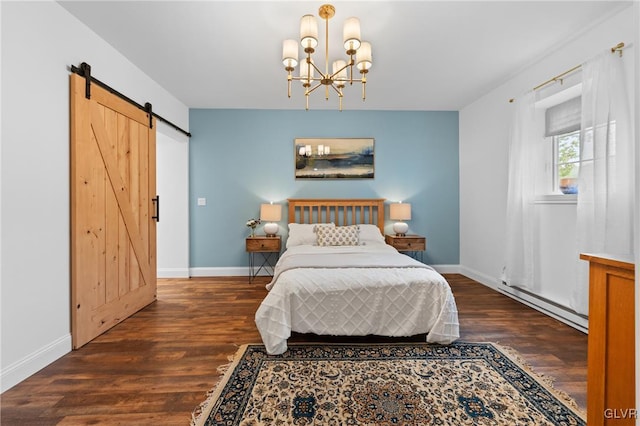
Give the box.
[189,109,459,267]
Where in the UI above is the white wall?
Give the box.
[157,131,190,278]
[0,1,189,392]
[459,6,635,329]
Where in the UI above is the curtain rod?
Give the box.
[70,62,192,138]
[508,42,625,103]
[532,64,582,92]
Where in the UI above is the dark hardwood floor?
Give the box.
[0,274,587,425]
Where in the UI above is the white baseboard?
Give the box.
[497,284,588,333]
[432,264,460,274]
[459,265,588,333]
[459,265,500,289]
[157,268,190,278]
[1,333,71,393]
[190,267,252,277]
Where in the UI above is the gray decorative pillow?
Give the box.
[316,225,360,246]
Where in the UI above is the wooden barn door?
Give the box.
[70,73,157,349]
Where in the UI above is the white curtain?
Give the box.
[504,91,540,291]
[570,51,634,315]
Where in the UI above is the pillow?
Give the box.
[316,225,360,246]
[358,224,386,245]
[286,223,334,248]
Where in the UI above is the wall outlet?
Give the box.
[197,198,206,206]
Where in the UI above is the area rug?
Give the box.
[191,342,585,426]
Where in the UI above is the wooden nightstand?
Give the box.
[385,234,426,262]
[246,236,281,283]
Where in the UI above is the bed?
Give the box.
[254,198,459,355]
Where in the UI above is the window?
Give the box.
[553,130,580,194]
[545,96,581,195]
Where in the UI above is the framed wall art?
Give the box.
[294,138,375,179]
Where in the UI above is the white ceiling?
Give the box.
[59,1,630,111]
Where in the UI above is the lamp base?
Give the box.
[263,222,279,237]
[393,222,408,237]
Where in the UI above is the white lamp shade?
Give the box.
[389,202,411,220]
[300,59,315,83]
[282,39,299,68]
[260,203,282,222]
[356,41,373,71]
[300,14,318,49]
[343,17,361,51]
[332,60,348,85]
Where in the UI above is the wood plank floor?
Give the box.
[0,274,587,425]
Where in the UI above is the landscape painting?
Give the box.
[294,138,375,179]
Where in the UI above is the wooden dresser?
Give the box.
[580,253,635,425]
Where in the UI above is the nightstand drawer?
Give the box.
[393,238,425,251]
[246,237,281,252]
[385,235,426,251]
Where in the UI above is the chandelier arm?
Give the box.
[308,61,325,78]
[328,60,352,80]
[329,84,343,96]
[306,82,324,95]
[291,76,320,82]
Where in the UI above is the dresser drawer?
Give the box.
[246,237,281,252]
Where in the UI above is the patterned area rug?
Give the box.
[192,342,585,426]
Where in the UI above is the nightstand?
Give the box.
[385,234,426,262]
[246,236,281,283]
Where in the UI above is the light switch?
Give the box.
[197,197,206,206]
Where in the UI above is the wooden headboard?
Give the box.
[288,198,385,234]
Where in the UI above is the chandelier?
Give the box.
[282,4,372,111]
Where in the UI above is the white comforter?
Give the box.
[255,244,460,354]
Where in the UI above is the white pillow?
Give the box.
[316,225,360,246]
[286,223,335,248]
[358,224,386,245]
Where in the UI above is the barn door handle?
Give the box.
[152,196,160,222]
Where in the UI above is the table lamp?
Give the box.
[260,203,282,237]
[389,202,411,236]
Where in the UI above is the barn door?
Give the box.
[70,73,157,349]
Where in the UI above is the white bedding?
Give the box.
[255,243,460,354]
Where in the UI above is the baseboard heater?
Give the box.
[499,281,588,333]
